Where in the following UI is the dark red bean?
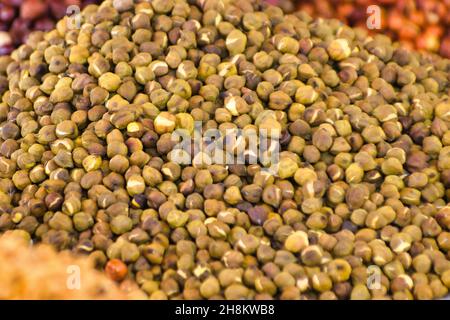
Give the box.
[20,0,47,21]
[34,18,55,31]
[0,5,16,23]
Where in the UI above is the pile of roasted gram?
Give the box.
[0,0,449,300]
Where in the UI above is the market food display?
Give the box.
[0,0,449,300]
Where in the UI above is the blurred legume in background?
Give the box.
[295,0,450,58]
[0,0,99,55]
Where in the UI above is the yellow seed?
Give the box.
[12,213,23,224]
[82,155,102,172]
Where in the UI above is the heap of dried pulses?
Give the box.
[0,0,449,300]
